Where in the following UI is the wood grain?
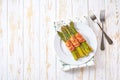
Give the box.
[23,0,40,79]
[105,0,120,80]
[39,0,57,80]
[0,0,120,80]
[39,0,46,79]
[8,0,23,79]
[0,0,8,80]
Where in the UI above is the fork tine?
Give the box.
[89,11,97,20]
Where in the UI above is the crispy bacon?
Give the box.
[70,36,80,47]
[75,33,86,43]
[65,40,75,51]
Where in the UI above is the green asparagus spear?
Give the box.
[57,31,66,42]
[69,21,77,33]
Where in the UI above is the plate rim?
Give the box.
[54,22,97,65]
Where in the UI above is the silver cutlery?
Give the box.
[100,10,105,50]
[89,11,113,45]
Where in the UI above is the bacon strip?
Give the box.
[75,33,86,43]
[65,40,75,51]
[70,36,80,47]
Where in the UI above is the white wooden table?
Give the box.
[0,0,120,80]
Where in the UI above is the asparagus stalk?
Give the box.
[69,21,93,55]
[68,25,87,54]
[57,31,79,60]
[64,25,85,57]
[70,21,85,42]
[61,26,81,59]
[57,31,66,42]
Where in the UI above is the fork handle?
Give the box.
[97,23,113,44]
[101,23,105,50]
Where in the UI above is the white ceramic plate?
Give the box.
[54,22,97,65]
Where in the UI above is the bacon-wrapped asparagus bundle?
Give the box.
[69,21,93,55]
[64,25,85,57]
[57,31,80,60]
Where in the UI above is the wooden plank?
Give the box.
[39,0,46,79]
[56,0,74,80]
[71,0,90,80]
[88,0,106,80]
[0,0,119,80]
[0,0,8,79]
[56,0,73,20]
[23,0,40,79]
[105,0,120,80]
[72,0,88,17]
[39,0,57,80]
[7,0,24,79]
[39,0,47,79]
[116,1,120,80]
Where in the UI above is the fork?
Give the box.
[100,10,105,50]
[89,11,113,45]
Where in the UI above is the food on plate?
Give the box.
[69,21,93,55]
[57,21,93,60]
[57,31,79,60]
[70,22,86,42]
[63,25,85,57]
